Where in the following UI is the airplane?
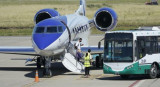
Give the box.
[0,0,117,77]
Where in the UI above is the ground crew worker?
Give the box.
[84,49,92,77]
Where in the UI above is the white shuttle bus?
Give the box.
[103,26,160,79]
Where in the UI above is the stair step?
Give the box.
[62,53,84,73]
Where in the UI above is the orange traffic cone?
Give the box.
[35,70,39,82]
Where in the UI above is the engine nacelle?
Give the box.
[94,7,118,31]
[34,8,60,24]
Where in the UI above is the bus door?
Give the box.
[137,37,146,59]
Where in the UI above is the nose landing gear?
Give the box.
[43,57,52,77]
[36,56,52,77]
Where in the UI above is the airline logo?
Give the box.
[72,24,88,33]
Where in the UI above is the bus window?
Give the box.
[137,36,159,59]
[146,41,151,53]
[158,42,160,52]
[158,37,160,52]
[104,40,133,62]
[105,41,112,61]
[137,38,146,59]
[104,33,133,62]
[127,41,132,47]
[152,41,158,53]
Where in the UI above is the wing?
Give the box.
[81,46,104,54]
[0,46,38,56]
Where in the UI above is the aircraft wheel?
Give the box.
[37,57,41,69]
[43,68,52,78]
[43,58,52,78]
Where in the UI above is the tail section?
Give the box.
[76,0,86,16]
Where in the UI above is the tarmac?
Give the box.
[0,35,160,87]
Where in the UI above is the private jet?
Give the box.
[0,0,118,77]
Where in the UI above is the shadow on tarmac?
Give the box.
[96,75,149,81]
[25,62,70,78]
[0,62,70,78]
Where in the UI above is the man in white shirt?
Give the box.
[75,38,84,51]
[75,38,84,61]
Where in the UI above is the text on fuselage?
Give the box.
[72,24,88,33]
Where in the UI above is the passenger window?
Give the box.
[127,41,132,47]
[35,27,45,33]
[58,26,63,32]
[47,27,57,33]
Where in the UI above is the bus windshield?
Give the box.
[104,33,133,62]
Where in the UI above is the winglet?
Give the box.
[76,0,86,16]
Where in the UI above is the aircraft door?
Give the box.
[60,21,71,47]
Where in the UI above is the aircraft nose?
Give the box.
[33,33,61,50]
[32,18,66,51]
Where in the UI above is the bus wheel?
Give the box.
[149,64,158,79]
[120,75,129,79]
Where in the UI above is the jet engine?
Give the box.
[34,8,60,24]
[94,7,118,31]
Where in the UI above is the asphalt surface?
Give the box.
[0,35,160,87]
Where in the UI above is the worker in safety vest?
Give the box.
[84,49,92,77]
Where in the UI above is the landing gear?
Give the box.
[37,57,42,69]
[36,56,52,77]
[43,57,52,77]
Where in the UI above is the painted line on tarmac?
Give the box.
[128,80,145,87]
[128,80,141,87]
[133,80,145,87]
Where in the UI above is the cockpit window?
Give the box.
[47,26,57,33]
[58,26,63,32]
[35,26,63,34]
[35,27,45,33]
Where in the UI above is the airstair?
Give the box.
[61,44,85,73]
[62,53,84,73]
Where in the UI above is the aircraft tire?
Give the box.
[37,57,41,69]
[43,58,52,78]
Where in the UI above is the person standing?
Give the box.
[75,38,84,61]
[75,38,84,51]
[84,49,92,77]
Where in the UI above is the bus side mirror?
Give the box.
[98,38,104,49]
[98,42,101,49]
